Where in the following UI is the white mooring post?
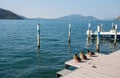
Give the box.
[68,24,71,43]
[96,25,100,52]
[114,24,117,46]
[37,24,40,48]
[88,23,91,39]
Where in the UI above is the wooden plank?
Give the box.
[75,68,113,78]
[63,65,120,78]
[57,69,72,78]
[65,59,87,68]
[65,53,106,68]
[57,69,72,76]
[61,50,120,78]
[83,66,120,78]
[63,67,112,78]
[93,60,120,71]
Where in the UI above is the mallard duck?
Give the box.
[79,52,87,60]
[73,54,81,62]
[87,50,95,57]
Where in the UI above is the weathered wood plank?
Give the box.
[61,50,120,78]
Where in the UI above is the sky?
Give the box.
[0,0,120,19]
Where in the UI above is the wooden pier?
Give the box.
[57,50,120,78]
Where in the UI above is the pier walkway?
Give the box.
[58,50,120,78]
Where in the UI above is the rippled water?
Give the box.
[0,19,120,78]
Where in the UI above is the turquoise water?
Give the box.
[0,20,120,78]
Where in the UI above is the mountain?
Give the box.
[0,8,105,20]
[28,17,47,20]
[58,14,99,21]
[0,8,24,19]
[17,15,27,19]
[102,17,114,21]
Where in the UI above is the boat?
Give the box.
[86,23,120,40]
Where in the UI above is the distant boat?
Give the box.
[86,23,120,40]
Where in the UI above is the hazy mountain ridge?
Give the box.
[0,8,117,21]
[58,14,99,21]
[0,8,24,19]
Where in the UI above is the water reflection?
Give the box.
[86,38,120,54]
[67,42,71,59]
[86,38,91,48]
[99,39,119,49]
[68,42,71,54]
[36,48,41,65]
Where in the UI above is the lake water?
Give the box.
[0,19,120,78]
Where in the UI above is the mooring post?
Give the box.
[68,24,71,43]
[101,23,103,32]
[37,24,40,49]
[88,23,91,39]
[112,23,114,29]
[114,24,117,46]
[96,25,100,53]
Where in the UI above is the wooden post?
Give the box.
[68,24,71,43]
[101,23,103,32]
[96,25,100,52]
[88,23,91,39]
[37,24,40,49]
[114,24,117,46]
[86,23,91,47]
[112,23,114,29]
